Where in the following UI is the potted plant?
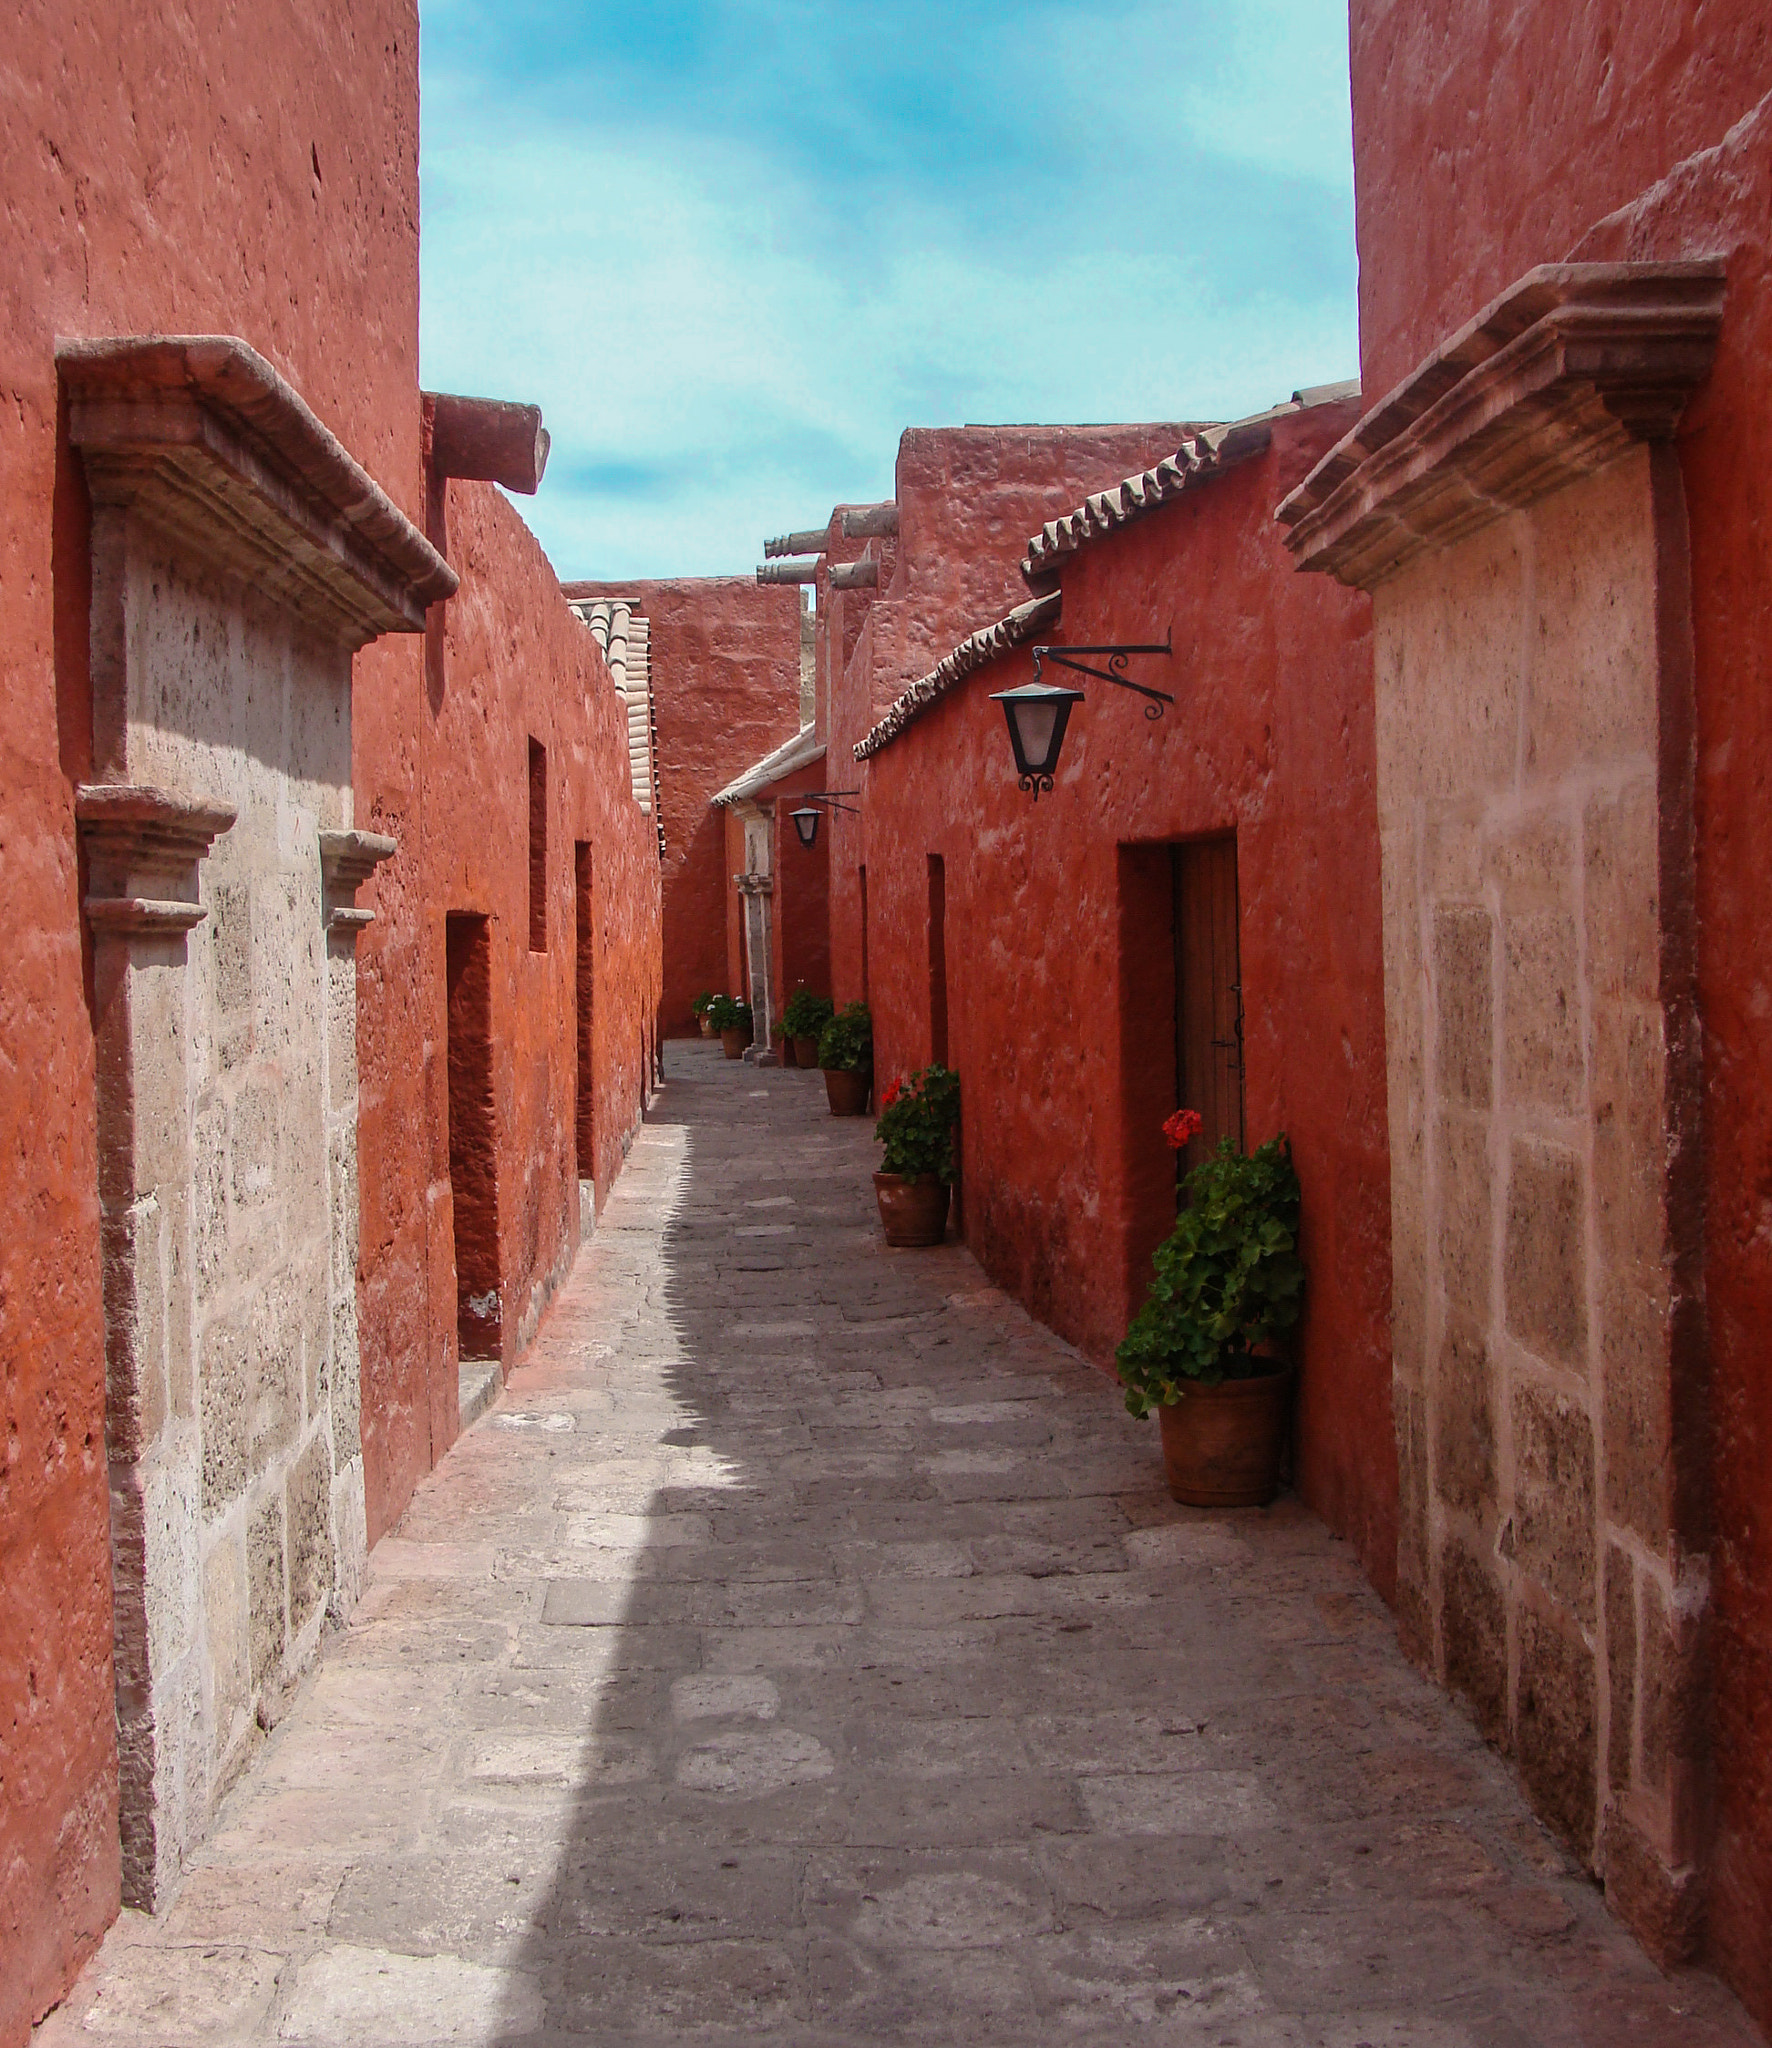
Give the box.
[816,1000,872,1115]
[872,1064,959,1246]
[691,989,718,1039]
[1116,1116,1304,1508]
[772,1016,796,1066]
[781,989,835,1070]
[707,993,753,1059]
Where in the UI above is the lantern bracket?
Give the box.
[1031,638,1174,719]
[786,789,860,819]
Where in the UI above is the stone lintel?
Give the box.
[319,827,398,931]
[59,335,458,644]
[77,783,236,935]
[1277,262,1725,588]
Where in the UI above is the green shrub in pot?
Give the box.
[1115,1133,1304,1416]
[816,1000,872,1074]
[781,989,835,1042]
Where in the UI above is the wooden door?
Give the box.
[1172,838,1244,1175]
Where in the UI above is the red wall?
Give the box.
[857,405,1394,1591]
[0,5,422,2037]
[826,425,1195,1010]
[1349,2,1772,402]
[1348,8,1772,2020]
[566,578,803,1035]
[356,483,664,1544]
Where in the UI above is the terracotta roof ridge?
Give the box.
[712,724,826,807]
[854,590,1062,762]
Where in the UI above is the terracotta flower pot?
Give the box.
[1156,1369,1292,1508]
[822,1067,871,1116]
[873,1172,950,1247]
[793,1036,820,1068]
[720,1027,747,1059]
[778,1037,797,1067]
[698,1015,714,1038]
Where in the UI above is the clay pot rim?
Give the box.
[871,1169,947,1188]
[1156,1363,1293,1402]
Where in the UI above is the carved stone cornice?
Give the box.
[318,828,398,932]
[59,336,458,646]
[1277,262,1726,589]
[76,784,236,939]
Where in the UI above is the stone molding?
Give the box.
[76,783,237,939]
[734,872,774,897]
[319,827,398,932]
[59,335,457,645]
[1277,262,1725,588]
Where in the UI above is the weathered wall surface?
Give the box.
[357,488,665,1540]
[0,5,423,2038]
[565,578,802,1035]
[858,407,1393,1590]
[1347,4,1772,2015]
[1568,95,1772,2021]
[826,425,1194,1010]
[1349,0,1772,401]
[1369,446,1709,1953]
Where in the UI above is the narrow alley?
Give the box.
[36,1046,1760,2048]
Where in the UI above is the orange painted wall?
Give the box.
[566,578,803,1035]
[1348,7,1772,2020]
[826,425,1194,1009]
[856,405,1394,1592]
[356,480,664,1544]
[0,4,423,2037]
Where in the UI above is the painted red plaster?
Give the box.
[357,483,664,1542]
[855,406,1394,1592]
[1349,7,1772,2018]
[826,425,1195,1009]
[0,6,423,2037]
[565,579,802,1033]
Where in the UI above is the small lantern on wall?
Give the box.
[992,639,1175,799]
[783,791,859,847]
[989,680,1086,799]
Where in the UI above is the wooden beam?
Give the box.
[756,560,820,585]
[426,392,550,495]
[764,528,829,559]
[840,503,898,540]
[829,559,879,591]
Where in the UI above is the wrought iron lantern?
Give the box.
[992,639,1175,798]
[783,790,859,848]
[989,680,1085,798]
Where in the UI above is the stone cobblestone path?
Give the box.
[38,1044,1760,2047]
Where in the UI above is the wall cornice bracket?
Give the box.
[59,335,458,645]
[319,827,398,931]
[76,783,236,940]
[1277,262,1726,588]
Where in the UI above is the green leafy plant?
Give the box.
[874,1065,961,1183]
[816,1000,872,1073]
[781,989,835,1040]
[1116,1133,1304,1416]
[707,993,752,1034]
[690,989,717,1018]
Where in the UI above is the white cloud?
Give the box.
[417,3,1357,579]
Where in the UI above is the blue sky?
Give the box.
[417,1,1357,580]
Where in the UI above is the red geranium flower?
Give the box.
[1163,1107,1204,1150]
[881,1077,904,1110]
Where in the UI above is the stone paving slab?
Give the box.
[36,1042,1762,2047]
